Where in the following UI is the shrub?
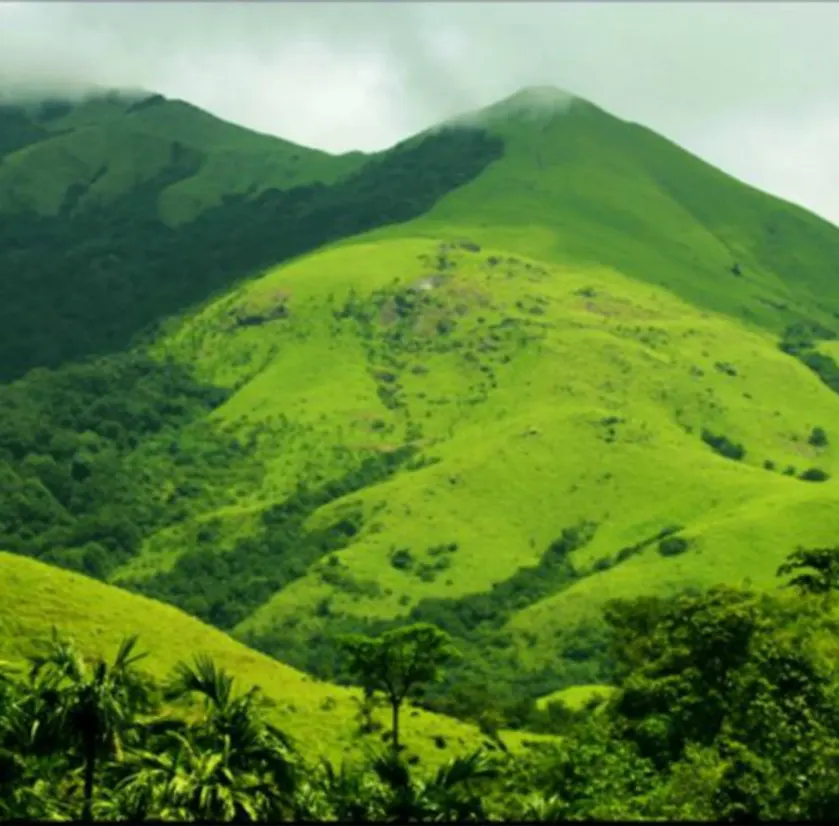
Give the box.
[659,536,690,557]
[390,548,415,570]
[799,468,830,483]
[701,429,745,461]
[809,426,829,447]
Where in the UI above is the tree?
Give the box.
[163,654,298,819]
[777,547,839,606]
[27,630,153,821]
[340,623,458,752]
[603,588,764,766]
[809,426,829,447]
[370,746,498,822]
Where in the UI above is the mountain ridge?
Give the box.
[3,81,839,727]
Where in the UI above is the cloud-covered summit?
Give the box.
[1,2,837,224]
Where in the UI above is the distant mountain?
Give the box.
[3,84,839,721]
[0,90,364,223]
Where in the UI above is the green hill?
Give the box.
[0,550,550,765]
[4,85,839,724]
[0,90,364,223]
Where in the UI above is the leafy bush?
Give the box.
[391,549,415,571]
[701,429,745,461]
[799,468,830,483]
[809,427,829,447]
[658,536,690,557]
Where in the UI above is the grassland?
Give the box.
[5,85,839,720]
[0,551,557,766]
[126,229,839,686]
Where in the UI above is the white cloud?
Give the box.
[0,2,837,224]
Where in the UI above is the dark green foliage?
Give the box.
[777,546,839,604]
[339,624,458,751]
[700,429,745,461]
[0,354,233,576]
[604,587,762,766]
[658,536,690,557]
[390,549,415,571]
[809,426,829,447]
[133,446,416,628]
[0,127,503,381]
[779,321,839,397]
[714,361,738,377]
[0,104,52,159]
[799,467,830,482]
[614,524,683,565]
[245,523,607,727]
[497,587,839,822]
[8,587,839,821]
[407,523,595,639]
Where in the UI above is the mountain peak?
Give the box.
[499,85,576,109]
[439,85,578,133]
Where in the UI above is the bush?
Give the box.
[809,426,829,447]
[701,429,745,461]
[659,537,690,557]
[390,548,415,570]
[593,556,615,573]
[799,468,830,483]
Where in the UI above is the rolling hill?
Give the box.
[3,85,839,721]
[0,90,364,222]
[0,550,552,766]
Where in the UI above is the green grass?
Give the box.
[535,684,616,712]
[0,551,554,765]
[0,93,364,222]
[133,229,839,683]
[361,90,839,336]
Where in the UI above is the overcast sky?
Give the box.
[1,1,837,225]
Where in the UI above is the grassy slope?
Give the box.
[123,229,839,677]
[379,90,839,333]
[0,551,550,765]
[535,684,615,712]
[0,93,365,223]
[10,86,839,695]
[106,90,839,681]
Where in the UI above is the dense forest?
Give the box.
[4,560,839,822]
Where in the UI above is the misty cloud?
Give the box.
[1,2,837,224]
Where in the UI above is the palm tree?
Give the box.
[368,746,499,822]
[116,728,278,821]
[0,661,24,818]
[27,630,154,821]
[98,716,190,821]
[298,756,387,822]
[163,654,298,819]
[515,792,567,822]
